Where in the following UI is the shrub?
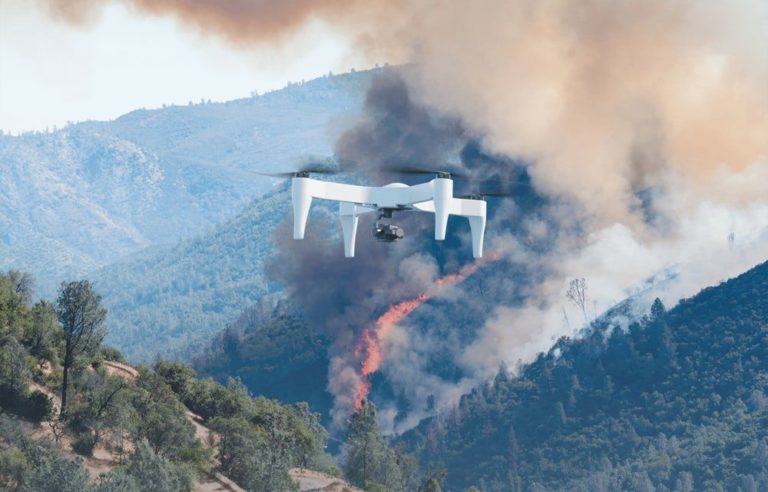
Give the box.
[99,346,127,364]
[72,431,97,456]
[0,384,25,414]
[124,441,194,492]
[94,468,140,492]
[20,390,53,423]
[0,448,29,489]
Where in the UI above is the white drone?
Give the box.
[265,168,501,258]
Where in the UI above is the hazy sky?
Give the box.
[0,2,357,133]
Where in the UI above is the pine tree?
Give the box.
[56,280,107,416]
[345,400,405,490]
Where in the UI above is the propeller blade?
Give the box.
[384,166,469,179]
[246,166,340,178]
[457,191,514,199]
[300,168,339,174]
[247,170,298,178]
[479,191,514,197]
[297,162,340,174]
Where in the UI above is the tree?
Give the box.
[345,400,405,490]
[418,467,446,492]
[25,453,91,492]
[0,336,30,398]
[212,416,297,492]
[56,280,107,416]
[123,441,192,492]
[25,301,59,367]
[650,298,666,320]
[7,271,33,304]
[69,372,128,455]
[0,271,33,338]
[94,469,140,492]
[566,278,589,324]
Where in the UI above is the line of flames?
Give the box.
[353,254,499,409]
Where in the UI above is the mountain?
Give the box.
[0,69,373,297]
[399,259,768,491]
[91,184,291,362]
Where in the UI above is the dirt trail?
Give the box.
[289,468,364,492]
[103,360,139,380]
[101,360,241,491]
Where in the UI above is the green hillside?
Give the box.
[90,185,290,362]
[193,301,333,418]
[0,272,339,491]
[401,260,768,491]
[0,271,447,491]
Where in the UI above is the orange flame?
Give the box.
[353,255,500,409]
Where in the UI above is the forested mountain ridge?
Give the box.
[91,184,291,362]
[193,300,333,420]
[400,259,768,491]
[0,69,373,297]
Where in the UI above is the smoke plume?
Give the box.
[37,0,401,48]
[41,0,767,219]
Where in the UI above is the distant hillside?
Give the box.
[193,300,333,420]
[91,184,290,362]
[91,178,349,362]
[0,69,374,297]
[400,259,768,491]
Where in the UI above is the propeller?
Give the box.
[248,162,340,178]
[457,191,514,199]
[458,182,534,199]
[383,165,469,180]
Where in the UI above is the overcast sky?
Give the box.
[0,2,358,133]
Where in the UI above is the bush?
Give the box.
[124,441,194,492]
[0,385,51,423]
[94,469,140,492]
[153,361,195,399]
[25,453,91,492]
[72,431,97,456]
[99,346,127,364]
[185,378,248,421]
[0,384,25,414]
[0,448,29,490]
[19,390,53,423]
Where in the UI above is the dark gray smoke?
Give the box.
[335,70,468,182]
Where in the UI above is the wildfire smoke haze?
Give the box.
[35,0,768,431]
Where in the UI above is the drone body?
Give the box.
[291,173,486,258]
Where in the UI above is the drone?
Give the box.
[260,167,508,258]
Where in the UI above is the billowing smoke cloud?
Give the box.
[40,0,767,220]
[402,0,768,227]
[36,0,401,49]
[335,71,467,179]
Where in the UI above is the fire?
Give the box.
[353,255,499,409]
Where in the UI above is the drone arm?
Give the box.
[433,178,453,240]
[292,178,313,239]
[468,215,486,258]
[339,213,358,258]
[452,199,487,258]
[338,203,375,257]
